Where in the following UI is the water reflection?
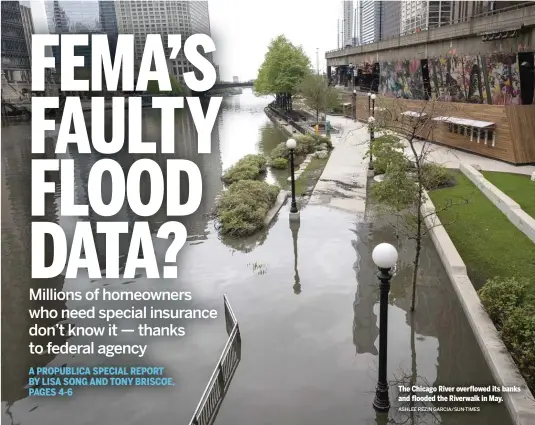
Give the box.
[357,203,513,424]
[1,131,66,404]
[290,220,301,294]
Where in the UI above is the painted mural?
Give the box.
[482,53,521,105]
[378,53,523,105]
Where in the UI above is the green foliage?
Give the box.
[372,161,419,212]
[421,163,454,190]
[221,154,267,185]
[146,74,183,94]
[368,134,407,175]
[478,277,534,327]
[217,180,280,237]
[479,277,535,391]
[297,74,339,121]
[270,134,321,162]
[271,157,288,169]
[500,306,535,391]
[254,35,311,97]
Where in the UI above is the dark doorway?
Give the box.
[372,62,380,93]
[518,52,534,105]
[421,59,432,100]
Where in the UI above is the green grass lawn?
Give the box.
[428,170,535,290]
[481,171,535,219]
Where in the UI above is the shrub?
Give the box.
[308,134,333,149]
[479,277,535,391]
[217,180,280,237]
[369,134,407,175]
[222,154,267,185]
[500,306,535,391]
[422,163,454,190]
[478,277,534,328]
[271,157,288,169]
[270,142,289,160]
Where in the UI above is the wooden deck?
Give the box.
[343,94,535,165]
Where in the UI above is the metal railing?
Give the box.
[189,295,241,425]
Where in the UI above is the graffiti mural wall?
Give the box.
[379,53,523,105]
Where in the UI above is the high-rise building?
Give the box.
[44,1,117,71]
[1,1,31,70]
[359,0,381,44]
[401,1,453,36]
[1,0,32,100]
[379,1,401,40]
[114,1,213,84]
[232,76,239,83]
[19,3,34,63]
[337,0,358,48]
[338,1,355,48]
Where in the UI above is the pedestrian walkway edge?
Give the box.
[421,191,535,425]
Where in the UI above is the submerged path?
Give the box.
[309,118,368,213]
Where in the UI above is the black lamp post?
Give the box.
[367,92,372,117]
[371,93,376,117]
[371,243,398,413]
[368,116,375,171]
[352,89,357,121]
[287,138,299,217]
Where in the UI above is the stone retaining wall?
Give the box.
[421,190,535,425]
[460,163,535,244]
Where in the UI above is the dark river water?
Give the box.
[1,89,513,425]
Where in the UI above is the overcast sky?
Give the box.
[29,0,340,81]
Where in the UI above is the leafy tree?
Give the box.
[369,100,468,311]
[146,74,183,95]
[297,73,339,123]
[254,35,311,111]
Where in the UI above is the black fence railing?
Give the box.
[189,295,241,425]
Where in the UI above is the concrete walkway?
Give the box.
[309,116,369,213]
[400,139,535,175]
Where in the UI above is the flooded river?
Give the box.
[1,89,512,425]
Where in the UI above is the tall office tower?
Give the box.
[114,1,213,84]
[19,3,34,63]
[452,1,529,23]
[401,1,453,35]
[338,1,354,48]
[99,0,118,54]
[359,0,382,44]
[379,1,401,40]
[1,1,31,99]
[45,0,100,70]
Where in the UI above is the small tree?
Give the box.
[296,74,339,124]
[370,98,468,311]
[254,35,311,111]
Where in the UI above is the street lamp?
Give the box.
[371,93,377,117]
[371,243,398,413]
[352,89,357,121]
[287,138,300,221]
[368,116,375,171]
[367,92,372,117]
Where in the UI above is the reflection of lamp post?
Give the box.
[367,92,372,117]
[290,220,300,294]
[371,243,398,413]
[287,138,300,222]
[368,116,375,172]
[371,93,376,117]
